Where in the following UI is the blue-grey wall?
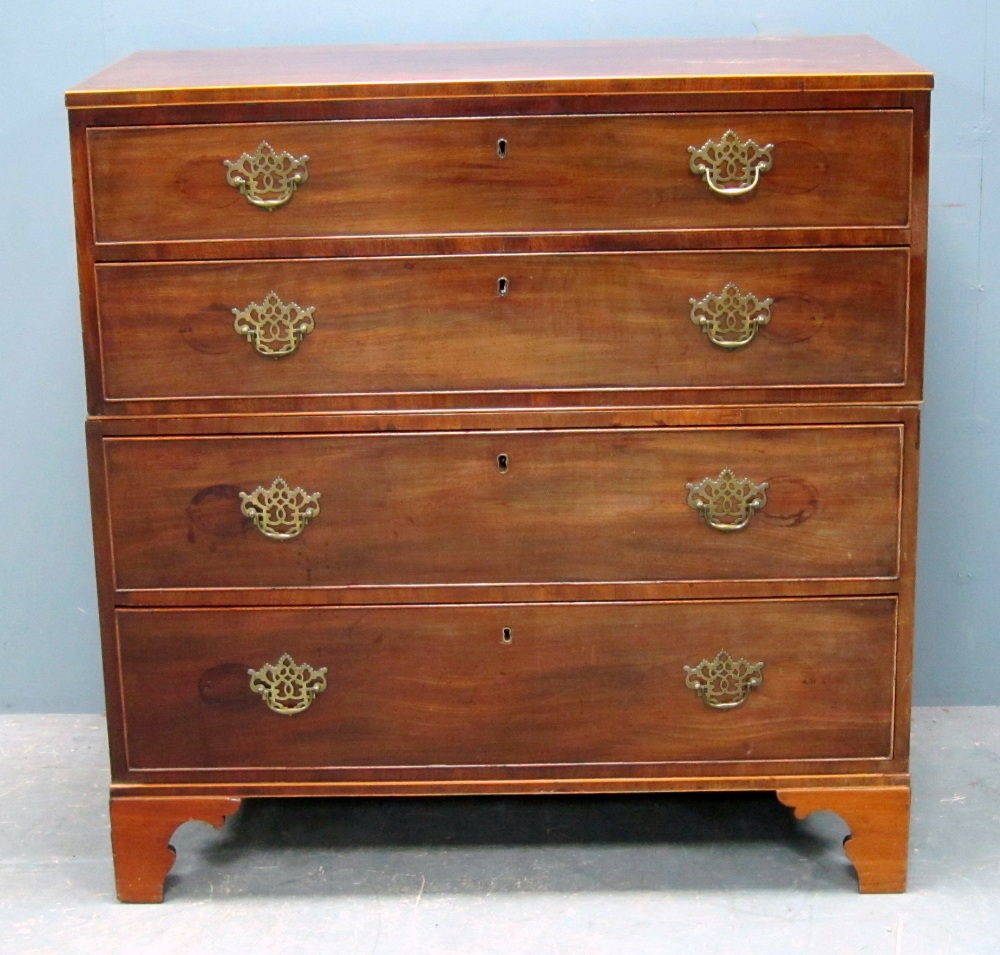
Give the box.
[0,1,994,710]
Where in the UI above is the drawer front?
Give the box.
[103,426,902,592]
[88,111,912,243]
[96,249,910,403]
[116,598,897,770]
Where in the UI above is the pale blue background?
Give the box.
[0,1,993,710]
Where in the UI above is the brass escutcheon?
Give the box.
[689,283,773,349]
[239,477,321,540]
[684,650,764,709]
[223,141,310,210]
[688,129,774,197]
[232,291,316,357]
[686,468,768,532]
[248,653,328,715]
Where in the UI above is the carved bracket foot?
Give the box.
[777,785,910,893]
[109,795,242,903]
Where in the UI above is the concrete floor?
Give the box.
[1,708,998,954]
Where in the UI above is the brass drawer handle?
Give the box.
[684,650,764,709]
[688,130,773,197]
[239,477,321,540]
[689,283,772,349]
[686,468,768,532]
[233,291,316,357]
[223,141,310,210]
[249,653,328,715]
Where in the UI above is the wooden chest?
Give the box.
[66,36,931,901]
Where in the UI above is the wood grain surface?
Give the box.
[115,598,897,771]
[66,36,931,109]
[87,111,912,244]
[95,248,910,404]
[101,425,903,593]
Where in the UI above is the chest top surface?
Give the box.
[66,35,931,108]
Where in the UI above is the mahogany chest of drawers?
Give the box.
[67,36,931,901]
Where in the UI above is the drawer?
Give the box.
[87,111,913,244]
[95,249,910,404]
[102,425,903,593]
[116,598,897,770]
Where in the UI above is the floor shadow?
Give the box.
[165,791,855,898]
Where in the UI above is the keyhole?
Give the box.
[497,276,509,297]
[497,138,508,159]
[497,453,509,473]
[501,627,513,644]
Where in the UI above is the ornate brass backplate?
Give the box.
[688,129,774,197]
[689,282,773,349]
[223,141,310,210]
[232,291,316,357]
[239,477,321,540]
[686,468,768,531]
[248,653,328,715]
[684,650,764,709]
